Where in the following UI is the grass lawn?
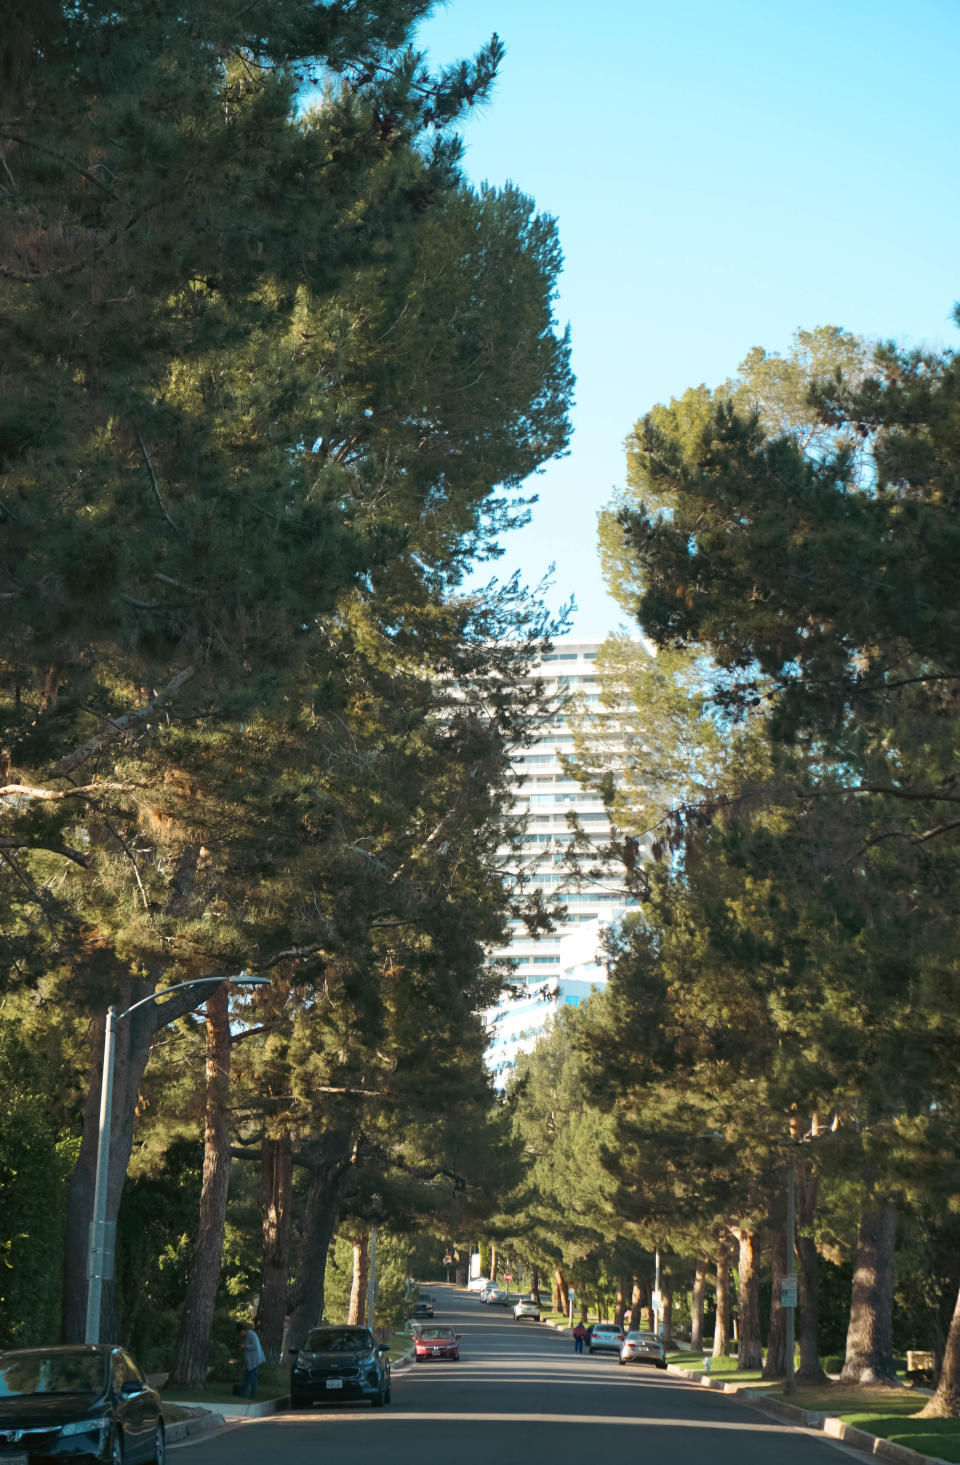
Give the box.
[539,1311,570,1329]
[161,1365,289,1405]
[842,1411,960,1464]
[388,1331,414,1361]
[664,1350,764,1385]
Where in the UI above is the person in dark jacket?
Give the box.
[572,1320,586,1354]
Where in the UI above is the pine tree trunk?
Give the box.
[256,1131,293,1365]
[661,1277,674,1345]
[168,986,232,1388]
[615,1275,629,1327]
[348,1230,369,1326]
[919,1284,960,1418]
[840,1200,898,1384]
[713,1235,732,1358]
[554,1269,569,1317]
[690,1260,707,1351]
[763,1228,787,1379]
[736,1231,763,1369]
[490,1244,498,1282]
[796,1164,825,1382]
[530,1265,540,1299]
[285,1135,355,1349]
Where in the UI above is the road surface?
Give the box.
[171,1282,868,1464]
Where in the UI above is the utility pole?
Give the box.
[367,1225,378,1328]
[784,1155,796,1394]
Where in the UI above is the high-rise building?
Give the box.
[484,641,637,1084]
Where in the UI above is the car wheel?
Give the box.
[385,1383,392,1403]
[371,1383,385,1408]
[152,1423,166,1464]
[453,1352,459,1361]
[110,1432,125,1465]
[619,1358,626,1366]
[658,1362,667,1370]
[588,1347,595,1355]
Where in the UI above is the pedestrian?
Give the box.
[238,1324,265,1399]
[572,1319,586,1355]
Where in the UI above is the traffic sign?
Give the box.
[504,1273,512,1281]
[778,1275,798,1308]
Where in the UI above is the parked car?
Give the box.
[411,1295,434,1318]
[0,1344,165,1464]
[588,1323,624,1355]
[466,1275,490,1293]
[619,1330,667,1369]
[290,1325,391,1408]
[513,1296,540,1321]
[413,1327,461,1362]
[484,1287,509,1307]
[478,1283,496,1303]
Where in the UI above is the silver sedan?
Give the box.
[619,1330,667,1368]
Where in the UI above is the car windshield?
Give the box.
[0,1352,106,1398]
[627,1332,657,1342]
[419,1330,454,1340]
[304,1329,373,1354]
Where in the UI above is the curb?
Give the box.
[165,1397,287,1420]
[166,1412,225,1443]
[666,1366,953,1465]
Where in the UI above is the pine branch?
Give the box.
[0,781,133,801]
[0,833,90,866]
[136,431,180,533]
[49,663,198,777]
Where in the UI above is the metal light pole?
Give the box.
[366,1225,378,1327]
[84,972,269,1345]
[784,1151,797,1394]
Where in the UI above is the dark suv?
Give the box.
[290,1326,391,1408]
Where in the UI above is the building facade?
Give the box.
[485,641,635,1084]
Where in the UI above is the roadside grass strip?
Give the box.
[161,1364,290,1405]
[837,1411,960,1463]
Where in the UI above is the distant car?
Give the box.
[467,1275,490,1293]
[0,1344,165,1464]
[514,1296,540,1321]
[620,1330,667,1369]
[412,1295,434,1318]
[588,1323,624,1355]
[414,1327,461,1362]
[478,1283,496,1303]
[485,1287,509,1307]
[290,1325,391,1408]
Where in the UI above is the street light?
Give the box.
[84,971,269,1344]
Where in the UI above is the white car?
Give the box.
[467,1275,490,1293]
[514,1296,540,1321]
[485,1286,509,1306]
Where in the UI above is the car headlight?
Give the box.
[60,1419,109,1440]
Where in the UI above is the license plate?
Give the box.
[325,1379,343,1389]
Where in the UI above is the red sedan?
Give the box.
[414,1327,461,1361]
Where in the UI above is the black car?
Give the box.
[411,1295,434,1318]
[0,1345,164,1464]
[289,1326,391,1408]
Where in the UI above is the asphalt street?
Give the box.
[170,1283,870,1464]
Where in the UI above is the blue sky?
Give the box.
[413,0,960,638]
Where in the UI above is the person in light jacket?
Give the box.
[239,1324,266,1398]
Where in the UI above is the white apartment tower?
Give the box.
[485,641,634,1083]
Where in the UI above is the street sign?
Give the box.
[504,1273,512,1281]
[778,1275,798,1308]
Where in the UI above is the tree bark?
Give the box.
[284,1133,356,1351]
[840,1200,898,1384]
[919,1283,960,1418]
[763,1227,787,1379]
[736,1231,763,1369]
[796,1163,826,1382]
[348,1229,369,1326]
[660,1276,674,1346]
[615,1275,629,1328]
[554,1268,569,1317]
[168,986,233,1387]
[690,1260,707,1351]
[255,1131,293,1365]
[490,1244,498,1283]
[713,1234,732,1358]
[530,1265,540,1299]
